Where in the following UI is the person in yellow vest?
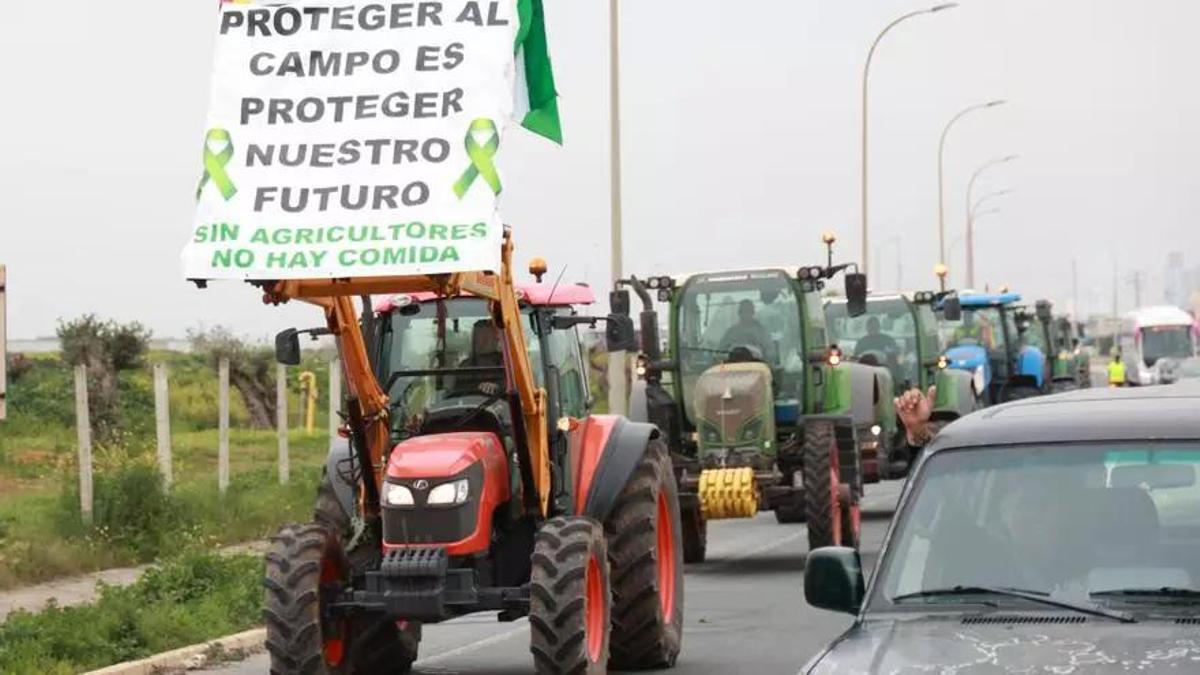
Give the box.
[1107,349,1126,387]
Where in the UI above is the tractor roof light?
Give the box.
[646,277,661,289]
[933,263,949,279]
[529,257,548,282]
[821,231,837,245]
[657,288,671,302]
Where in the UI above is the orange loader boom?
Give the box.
[261,228,552,517]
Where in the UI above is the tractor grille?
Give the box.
[382,464,482,546]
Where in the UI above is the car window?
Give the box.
[872,443,1200,610]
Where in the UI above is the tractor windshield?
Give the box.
[377,298,544,436]
[676,271,803,423]
[1141,325,1196,366]
[945,306,1009,354]
[826,297,920,386]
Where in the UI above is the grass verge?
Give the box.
[0,552,263,674]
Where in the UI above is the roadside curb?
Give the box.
[83,627,265,675]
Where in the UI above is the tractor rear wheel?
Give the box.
[802,421,841,550]
[530,517,611,675]
[605,439,684,670]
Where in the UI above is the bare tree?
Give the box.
[189,327,277,429]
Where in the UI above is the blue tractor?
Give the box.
[940,292,1048,403]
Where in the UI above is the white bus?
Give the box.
[1118,305,1198,385]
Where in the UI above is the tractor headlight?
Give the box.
[426,478,471,506]
[972,365,986,395]
[741,419,764,441]
[936,355,949,370]
[385,484,415,507]
[870,424,882,437]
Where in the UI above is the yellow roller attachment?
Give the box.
[698,467,759,520]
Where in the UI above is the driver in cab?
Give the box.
[952,312,996,349]
[719,299,772,359]
[853,316,900,363]
[453,320,505,396]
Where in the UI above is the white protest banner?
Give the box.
[183,0,521,280]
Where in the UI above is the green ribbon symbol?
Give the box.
[453,118,502,198]
[196,128,238,202]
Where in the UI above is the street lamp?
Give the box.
[934,262,950,293]
[953,206,1001,286]
[937,100,1006,265]
[860,3,958,277]
[965,155,1017,287]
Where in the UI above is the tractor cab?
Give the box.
[620,234,874,557]
[824,290,978,482]
[941,292,1047,403]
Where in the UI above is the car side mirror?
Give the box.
[275,328,302,366]
[845,273,868,318]
[606,315,637,352]
[942,296,962,322]
[804,547,865,615]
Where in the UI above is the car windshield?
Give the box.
[826,298,919,386]
[872,443,1200,613]
[379,298,543,435]
[1142,326,1196,365]
[676,271,803,422]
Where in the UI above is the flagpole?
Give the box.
[606,0,628,415]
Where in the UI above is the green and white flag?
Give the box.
[514,0,561,144]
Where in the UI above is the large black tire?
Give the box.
[530,517,611,675]
[264,474,419,675]
[1001,385,1041,402]
[1049,380,1079,395]
[264,523,353,675]
[605,439,684,670]
[839,486,861,550]
[802,421,839,550]
[772,479,805,524]
[682,501,708,562]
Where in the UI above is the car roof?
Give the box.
[928,383,1200,452]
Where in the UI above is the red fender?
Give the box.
[569,415,658,519]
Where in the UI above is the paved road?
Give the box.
[198,482,901,675]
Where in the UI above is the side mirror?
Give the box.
[275,328,302,366]
[1035,300,1053,323]
[942,296,962,322]
[804,547,865,615]
[606,315,637,352]
[610,289,631,318]
[844,273,868,318]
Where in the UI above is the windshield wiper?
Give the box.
[893,586,1135,623]
[1092,587,1200,603]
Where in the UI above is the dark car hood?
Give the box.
[808,615,1200,674]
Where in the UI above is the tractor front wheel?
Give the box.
[605,439,684,669]
[530,517,611,675]
[802,421,841,550]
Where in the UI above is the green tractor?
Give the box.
[1020,299,1092,393]
[618,242,883,561]
[824,291,980,482]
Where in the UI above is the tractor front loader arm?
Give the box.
[260,229,552,520]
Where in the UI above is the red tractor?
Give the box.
[252,231,684,674]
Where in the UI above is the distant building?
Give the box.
[1164,251,1200,313]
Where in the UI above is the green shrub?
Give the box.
[0,552,263,674]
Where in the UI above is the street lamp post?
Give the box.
[937,100,1005,267]
[958,206,1001,285]
[965,155,1017,287]
[607,0,627,415]
[861,3,957,276]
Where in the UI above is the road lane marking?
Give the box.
[417,620,529,665]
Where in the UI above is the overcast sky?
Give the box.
[2,0,1197,340]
